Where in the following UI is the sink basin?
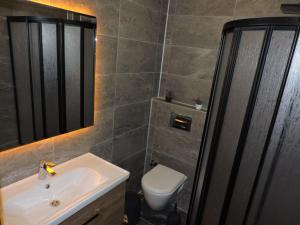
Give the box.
[0,153,130,225]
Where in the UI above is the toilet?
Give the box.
[142,164,187,210]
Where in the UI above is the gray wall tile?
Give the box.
[159,74,166,97]
[126,170,143,192]
[94,0,120,36]
[96,35,118,75]
[164,45,217,79]
[113,126,148,163]
[168,0,177,15]
[90,139,113,162]
[155,45,163,72]
[117,39,156,73]
[127,0,162,12]
[235,0,285,17]
[119,0,160,43]
[167,15,230,49]
[158,14,167,43]
[165,74,212,105]
[175,0,235,16]
[115,73,154,105]
[150,126,200,164]
[53,108,114,164]
[152,73,160,97]
[94,74,115,111]
[114,101,149,136]
[118,150,146,176]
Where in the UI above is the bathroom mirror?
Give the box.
[0,0,96,151]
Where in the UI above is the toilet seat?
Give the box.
[142,164,187,196]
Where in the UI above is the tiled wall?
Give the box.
[160,0,290,106]
[0,0,168,188]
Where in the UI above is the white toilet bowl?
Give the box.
[142,164,187,210]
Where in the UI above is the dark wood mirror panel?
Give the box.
[0,0,96,151]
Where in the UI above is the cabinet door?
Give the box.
[64,24,81,131]
[245,32,300,225]
[29,22,44,140]
[201,29,266,225]
[60,183,125,225]
[9,21,35,144]
[225,29,295,225]
[41,22,60,137]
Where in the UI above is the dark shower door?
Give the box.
[187,17,300,225]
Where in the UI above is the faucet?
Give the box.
[38,160,56,180]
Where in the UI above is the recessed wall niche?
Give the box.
[0,0,96,151]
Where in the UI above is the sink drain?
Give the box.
[50,200,61,207]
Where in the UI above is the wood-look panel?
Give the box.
[29,22,44,140]
[64,25,81,131]
[83,28,95,127]
[201,30,265,225]
[225,30,295,225]
[60,183,125,225]
[202,32,234,166]
[9,22,34,144]
[41,23,60,137]
[6,17,96,150]
[246,34,300,225]
[188,32,234,224]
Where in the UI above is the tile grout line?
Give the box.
[157,0,171,96]
[163,72,214,81]
[118,35,160,45]
[168,14,233,19]
[233,0,238,17]
[115,99,151,108]
[115,123,148,139]
[118,147,147,165]
[111,0,123,162]
[97,33,163,46]
[163,42,218,50]
[143,98,154,174]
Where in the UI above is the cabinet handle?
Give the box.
[82,208,101,225]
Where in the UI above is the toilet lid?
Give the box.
[142,164,187,195]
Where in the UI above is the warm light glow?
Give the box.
[0,127,91,158]
[29,0,95,16]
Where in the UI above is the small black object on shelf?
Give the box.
[165,90,173,103]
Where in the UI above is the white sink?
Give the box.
[0,153,130,225]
